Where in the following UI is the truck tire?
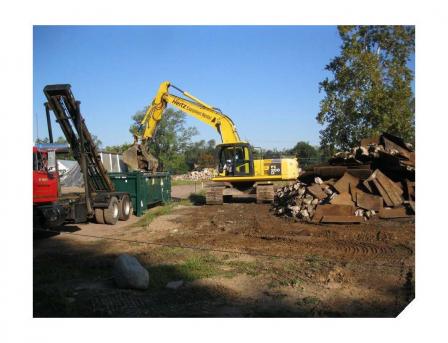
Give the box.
[104,196,119,225]
[118,194,132,221]
[94,208,105,224]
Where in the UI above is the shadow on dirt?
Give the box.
[34,232,413,318]
[188,193,206,205]
[34,225,82,240]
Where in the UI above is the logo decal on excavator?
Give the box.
[172,98,212,121]
[264,160,282,175]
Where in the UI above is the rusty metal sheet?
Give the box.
[321,215,363,223]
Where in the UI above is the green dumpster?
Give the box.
[108,171,171,216]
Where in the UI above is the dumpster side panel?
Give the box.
[108,172,171,217]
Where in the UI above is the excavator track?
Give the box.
[205,186,225,205]
[256,184,275,204]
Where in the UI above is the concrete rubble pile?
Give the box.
[172,168,217,181]
[273,132,415,224]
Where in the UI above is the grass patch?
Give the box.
[226,260,262,277]
[305,254,327,268]
[131,202,177,228]
[146,254,223,290]
[301,296,320,306]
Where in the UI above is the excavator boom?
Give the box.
[141,81,241,144]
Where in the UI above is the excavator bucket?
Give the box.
[123,143,159,173]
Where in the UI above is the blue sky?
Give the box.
[33,26,414,150]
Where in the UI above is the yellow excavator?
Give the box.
[125,81,300,204]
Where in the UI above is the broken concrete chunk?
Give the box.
[365,210,376,218]
[324,187,333,196]
[314,177,324,184]
[355,208,365,217]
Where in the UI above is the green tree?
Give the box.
[317,25,415,152]
[184,139,217,169]
[34,135,102,148]
[104,143,133,154]
[289,141,319,159]
[35,137,49,144]
[130,108,198,173]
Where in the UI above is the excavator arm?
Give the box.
[140,81,242,144]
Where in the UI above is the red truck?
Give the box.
[33,84,133,228]
[33,146,65,227]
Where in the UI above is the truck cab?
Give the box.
[33,146,58,204]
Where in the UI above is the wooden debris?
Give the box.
[333,172,360,194]
[313,166,348,179]
[349,183,361,202]
[273,132,415,224]
[360,135,380,147]
[330,192,354,206]
[364,169,403,207]
[405,179,415,200]
[307,184,327,200]
[383,137,411,159]
[379,207,409,219]
[312,204,354,223]
[321,215,363,223]
[356,191,383,211]
[373,169,403,206]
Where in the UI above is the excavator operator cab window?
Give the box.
[218,144,253,177]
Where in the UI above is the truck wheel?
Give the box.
[94,208,105,224]
[118,195,132,221]
[104,196,119,225]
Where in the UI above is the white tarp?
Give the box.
[58,160,83,187]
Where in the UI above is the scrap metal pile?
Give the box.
[272,133,415,223]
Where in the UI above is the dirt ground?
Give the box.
[34,186,414,318]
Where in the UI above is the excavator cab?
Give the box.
[217,143,254,177]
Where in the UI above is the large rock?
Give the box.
[113,254,149,290]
